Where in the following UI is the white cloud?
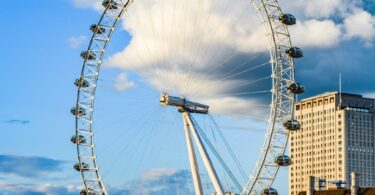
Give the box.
[115,72,136,92]
[104,0,272,117]
[302,0,344,18]
[141,168,177,180]
[290,19,342,48]
[280,0,357,19]
[68,36,87,48]
[76,0,375,117]
[72,0,102,10]
[203,97,269,119]
[0,181,81,195]
[280,0,375,46]
[106,169,193,195]
[344,10,375,42]
[106,0,264,70]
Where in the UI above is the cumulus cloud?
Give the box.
[0,155,65,178]
[106,0,265,72]
[104,0,273,118]
[0,181,81,195]
[74,0,375,116]
[72,0,102,10]
[141,168,177,180]
[115,72,136,92]
[106,169,193,195]
[68,35,87,48]
[280,0,357,19]
[343,10,375,43]
[283,0,375,48]
[290,19,342,48]
[301,0,344,18]
[203,97,269,119]
[278,0,375,98]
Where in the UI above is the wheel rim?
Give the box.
[72,0,299,194]
[242,0,296,194]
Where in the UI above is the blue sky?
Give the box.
[0,0,375,194]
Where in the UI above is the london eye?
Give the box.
[71,0,304,194]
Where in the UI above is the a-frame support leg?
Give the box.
[182,112,203,195]
[183,112,224,195]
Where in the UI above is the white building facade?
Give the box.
[289,92,375,195]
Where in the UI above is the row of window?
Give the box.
[290,142,339,148]
[348,167,375,175]
[297,112,336,120]
[296,97,336,110]
[346,107,370,113]
[347,141,374,147]
[347,147,374,153]
[342,98,374,109]
[348,114,373,121]
[348,122,373,128]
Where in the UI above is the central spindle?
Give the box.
[159,93,209,114]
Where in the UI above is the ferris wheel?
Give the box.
[71,0,305,194]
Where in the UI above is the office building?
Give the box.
[289,92,375,195]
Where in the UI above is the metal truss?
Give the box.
[73,1,133,194]
[72,0,298,194]
[241,0,296,194]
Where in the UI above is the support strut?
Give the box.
[161,94,224,195]
[182,113,203,195]
[184,112,225,195]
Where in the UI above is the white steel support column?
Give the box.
[185,113,225,195]
[182,113,203,195]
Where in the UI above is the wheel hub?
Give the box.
[159,93,209,114]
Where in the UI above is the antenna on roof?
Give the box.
[339,73,342,108]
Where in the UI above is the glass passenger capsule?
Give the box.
[80,188,102,195]
[261,188,278,195]
[80,51,96,60]
[287,82,304,94]
[102,0,118,9]
[74,162,89,172]
[90,24,106,34]
[71,107,86,117]
[71,135,86,144]
[285,47,303,58]
[283,119,301,131]
[275,155,292,166]
[279,14,296,25]
[80,189,89,195]
[75,78,90,88]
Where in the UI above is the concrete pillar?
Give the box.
[307,176,315,195]
[351,172,359,195]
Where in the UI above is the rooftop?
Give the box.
[298,187,375,195]
[298,91,374,103]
